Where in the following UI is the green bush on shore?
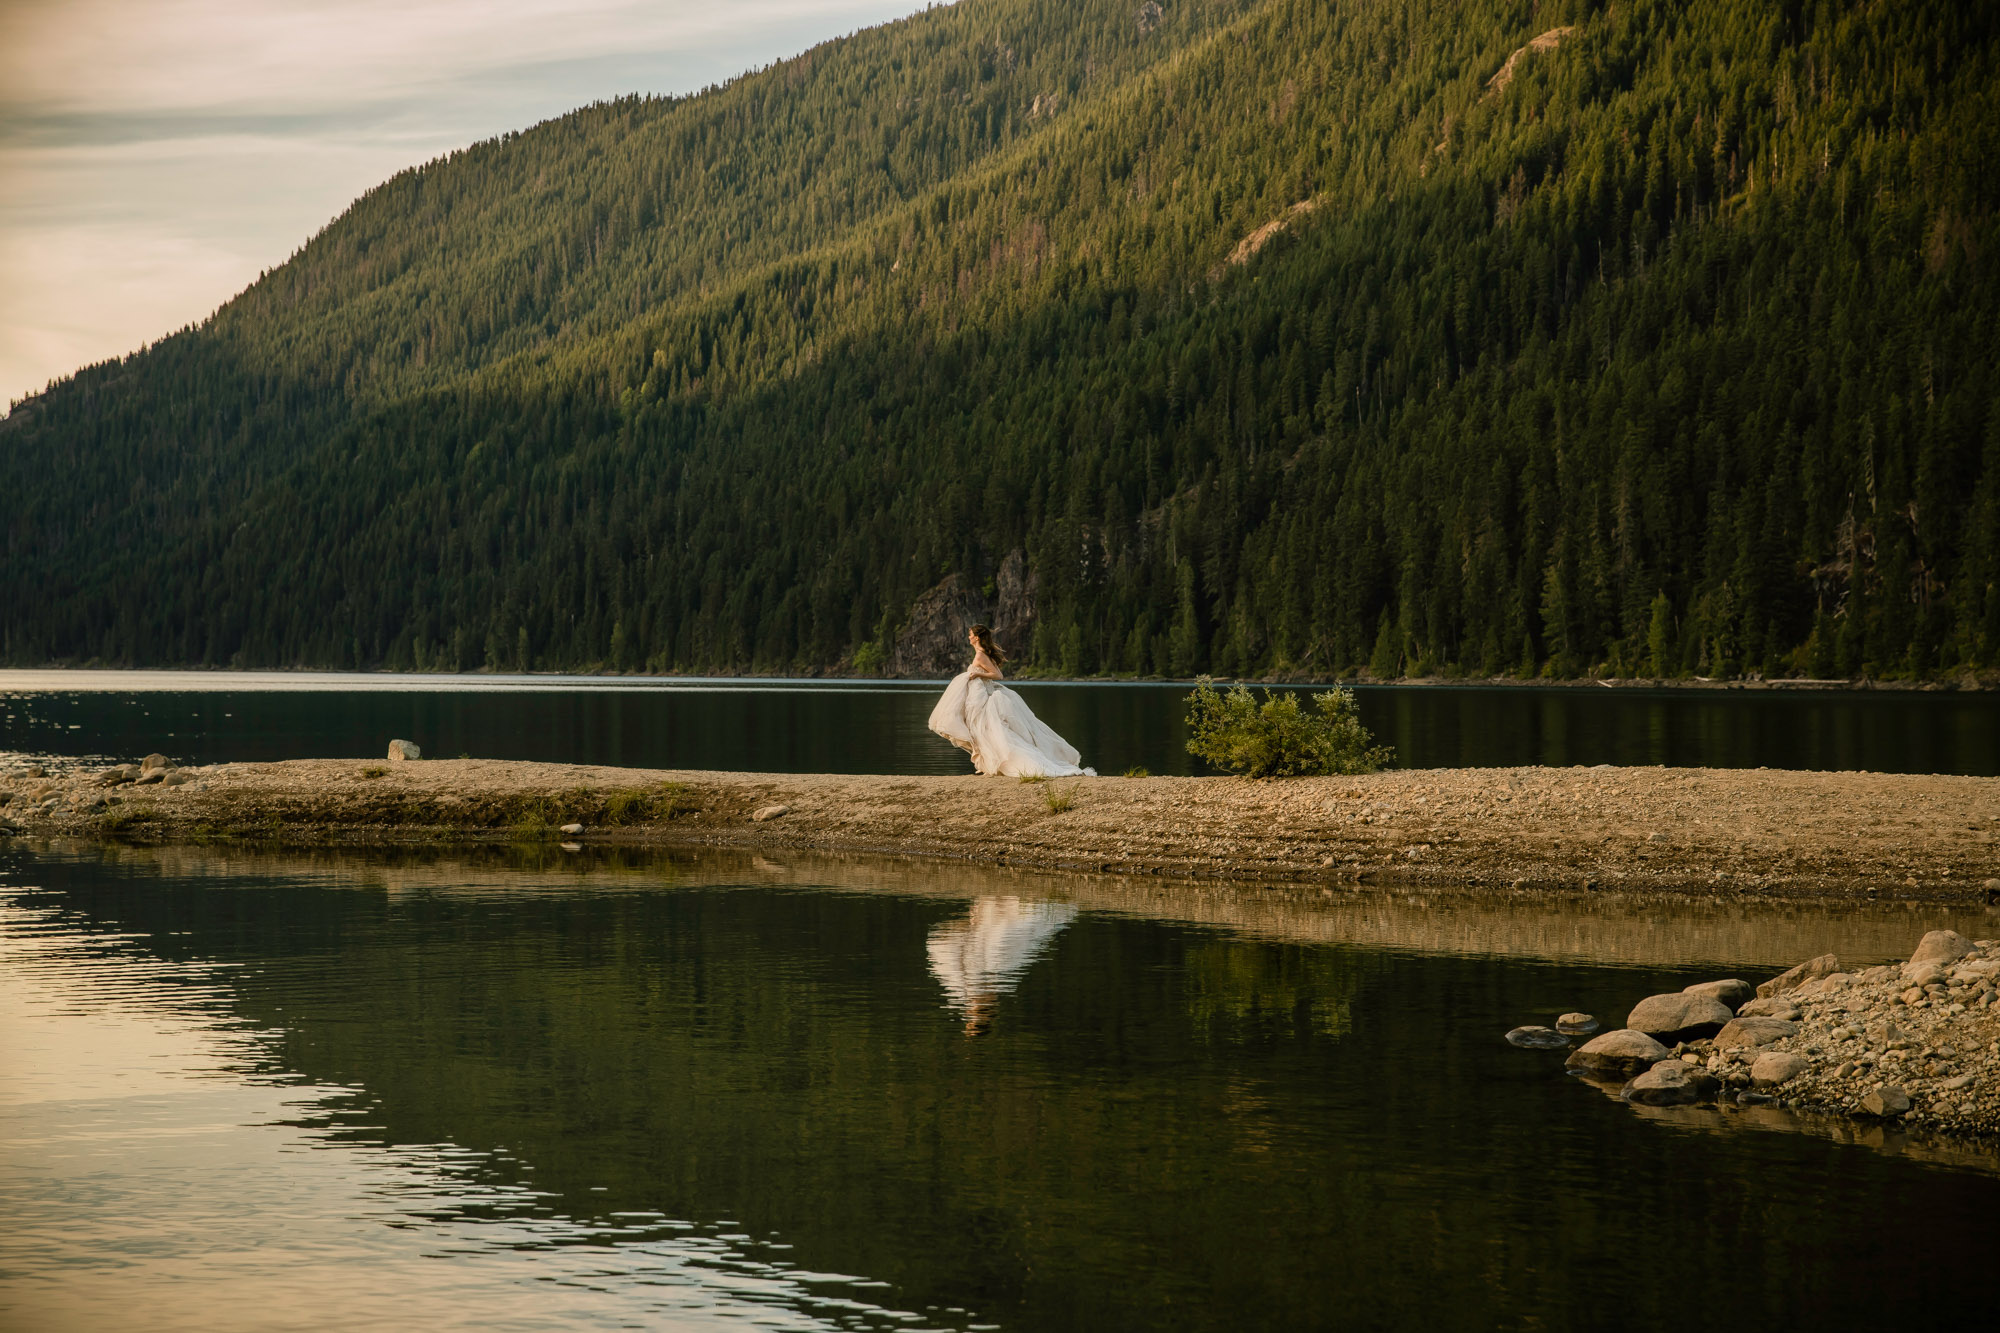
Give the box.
[1184,678,1391,779]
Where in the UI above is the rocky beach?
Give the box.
[1540,929,2000,1138]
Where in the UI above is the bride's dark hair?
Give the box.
[969,623,1006,663]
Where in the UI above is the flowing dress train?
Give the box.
[927,672,1096,777]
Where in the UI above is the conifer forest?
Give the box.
[4,0,1996,681]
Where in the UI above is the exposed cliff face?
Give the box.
[890,550,1039,676]
[992,549,1037,657]
[891,574,988,677]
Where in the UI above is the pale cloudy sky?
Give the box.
[0,0,927,409]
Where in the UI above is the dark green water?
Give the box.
[4,845,1997,1331]
[2,670,1997,775]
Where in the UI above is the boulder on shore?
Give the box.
[1681,979,1753,1010]
[387,739,422,761]
[1625,991,1734,1039]
[1751,1051,1807,1089]
[1566,1029,1671,1079]
[1859,1085,1912,1117]
[1904,930,1972,978]
[1756,953,1840,998]
[1715,1016,1799,1049]
[1735,997,1801,1019]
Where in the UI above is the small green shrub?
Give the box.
[1041,784,1077,814]
[1121,766,1150,778]
[1184,677,1391,778]
[1017,774,1047,785]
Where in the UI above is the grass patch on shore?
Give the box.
[97,803,161,835]
[602,782,697,824]
[485,781,701,835]
[1041,784,1078,814]
[510,815,559,843]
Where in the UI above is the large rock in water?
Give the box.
[1681,979,1753,1010]
[1505,1026,1569,1049]
[1566,1029,1671,1078]
[1625,992,1734,1039]
[1623,1060,1720,1106]
[1715,1016,1798,1049]
[1904,930,1972,978]
[1756,953,1840,998]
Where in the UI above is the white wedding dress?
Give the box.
[928,671,1096,777]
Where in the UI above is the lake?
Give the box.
[2,671,1997,776]
[3,844,1998,1330]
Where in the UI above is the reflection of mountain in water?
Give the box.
[926,897,1078,1028]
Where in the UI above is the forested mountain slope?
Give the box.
[5,0,1997,682]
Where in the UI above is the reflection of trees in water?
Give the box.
[1179,941,1357,1043]
[926,897,1078,1033]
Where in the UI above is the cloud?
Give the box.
[0,0,925,408]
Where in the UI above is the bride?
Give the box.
[927,625,1096,778]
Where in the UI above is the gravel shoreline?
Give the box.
[4,753,1997,901]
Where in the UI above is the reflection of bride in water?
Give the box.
[926,897,1078,1033]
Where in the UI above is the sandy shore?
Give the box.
[4,756,1996,901]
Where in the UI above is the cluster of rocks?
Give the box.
[1515,930,2000,1136]
[0,752,213,832]
[100,753,194,788]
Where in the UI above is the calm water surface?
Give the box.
[2,670,1996,775]
[4,844,1998,1331]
